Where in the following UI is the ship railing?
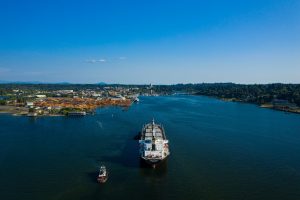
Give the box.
[141,124,146,139]
[160,125,167,139]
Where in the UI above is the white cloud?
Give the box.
[85,56,126,64]
[86,59,107,64]
[98,59,106,62]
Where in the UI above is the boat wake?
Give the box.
[96,120,103,129]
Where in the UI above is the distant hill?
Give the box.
[97,82,107,85]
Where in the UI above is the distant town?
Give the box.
[0,83,300,116]
[0,84,161,117]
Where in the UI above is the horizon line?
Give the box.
[0,80,300,85]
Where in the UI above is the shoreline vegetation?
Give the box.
[218,97,300,114]
[190,83,300,114]
[155,83,300,114]
[1,83,300,116]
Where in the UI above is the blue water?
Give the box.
[1,95,300,200]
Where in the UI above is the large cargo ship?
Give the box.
[139,119,170,168]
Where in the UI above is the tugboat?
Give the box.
[97,165,108,183]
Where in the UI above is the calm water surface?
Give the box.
[1,95,300,200]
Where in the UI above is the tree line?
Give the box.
[1,83,300,106]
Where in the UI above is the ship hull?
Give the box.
[140,156,168,168]
[97,176,108,183]
[97,172,108,183]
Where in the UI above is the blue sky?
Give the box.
[0,0,299,84]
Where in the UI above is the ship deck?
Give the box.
[141,123,166,140]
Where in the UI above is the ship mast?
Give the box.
[152,118,156,138]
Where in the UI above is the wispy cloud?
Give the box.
[86,59,107,64]
[98,59,107,62]
[85,56,127,64]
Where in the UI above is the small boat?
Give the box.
[97,165,108,183]
[68,111,86,116]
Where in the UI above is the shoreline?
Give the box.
[2,95,300,117]
[193,95,300,115]
[0,106,65,117]
[0,103,132,117]
[259,103,300,114]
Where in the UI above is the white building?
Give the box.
[36,94,46,98]
[26,102,34,107]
